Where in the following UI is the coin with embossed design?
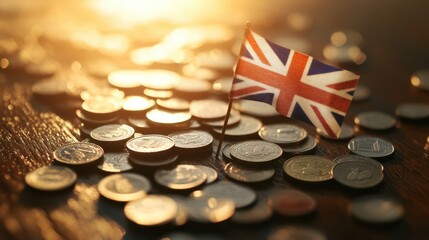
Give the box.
[25,166,77,191]
[90,124,135,146]
[332,161,383,189]
[126,135,175,155]
[124,195,178,226]
[97,152,132,172]
[224,162,275,183]
[98,173,151,202]
[198,181,256,208]
[169,130,213,152]
[348,136,394,158]
[354,111,396,130]
[230,140,283,165]
[213,115,262,137]
[54,142,104,165]
[259,124,308,145]
[155,164,207,190]
[81,96,122,120]
[283,155,334,182]
[334,154,383,172]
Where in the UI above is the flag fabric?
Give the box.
[230,27,360,138]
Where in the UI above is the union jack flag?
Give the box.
[230,27,360,138]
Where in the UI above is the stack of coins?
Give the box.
[126,134,178,169]
[258,123,318,155]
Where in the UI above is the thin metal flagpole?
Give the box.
[215,99,233,159]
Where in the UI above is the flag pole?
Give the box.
[215,99,233,159]
[215,22,251,159]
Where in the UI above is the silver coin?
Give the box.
[212,115,262,137]
[222,143,233,160]
[195,165,218,184]
[154,164,207,190]
[283,155,334,182]
[332,161,384,189]
[97,152,132,173]
[183,196,235,223]
[126,135,175,155]
[268,226,326,240]
[334,154,383,172]
[348,136,394,158]
[411,70,429,91]
[317,124,354,140]
[168,130,213,151]
[354,111,396,130]
[230,140,283,165]
[350,195,404,224]
[25,166,77,191]
[198,181,257,208]
[81,96,122,119]
[259,124,308,144]
[224,162,275,183]
[190,99,228,120]
[231,199,272,224]
[282,135,318,155]
[54,142,104,165]
[129,153,179,167]
[124,195,178,226]
[98,173,151,202]
[90,124,135,144]
[395,103,429,120]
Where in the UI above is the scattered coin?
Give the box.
[108,69,144,92]
[352,84,371,101]
[90,124,135,147]
[200,109,241,127]
[317,124,354,140]
[127,117,151,132]
[231,198,273,224]
[146,109,192,126]
[97,152,133,173]
[122,96,155,114]
[126,135,175,156]
[259,124,308,145]
[124,195,178,226]
[281,135,318,155]
[140,69,181,90]
[235,100,279,117]
[269,189,317,217]
[395,103,429,120]
[183,196,235,223]
[190,99,228,120]
[129,153,179,168]
[268,226,327,240]
[411,70,429,91]
[154,165,207,190]
[198,181,257,208]
[283,155,334,182]
[354,111,396,130]
[334,154,383,172]
[156,98,190,111]
[98,173,151,202]
[54,142,104,165]
[350,195,404,224]
[212,115,263,137]
[348,136,395,158]
[81,96,122,120]
[25,166,77,191]
[195,165,218,184]
[230,140,283,165]
[224,162,275,183]
[332,161,384,189]
[76,109,118,127]
[169,130,213,152]
[80,87,124,101]
[143,89,173,99]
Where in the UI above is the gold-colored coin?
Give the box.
[98,173,151,202]
[124,195,178,226]
[283,155,334,182]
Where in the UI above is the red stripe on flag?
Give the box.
[326,79,359,90]
[311,105,337,138]
[231,85,265,97]
[246,32,271,66]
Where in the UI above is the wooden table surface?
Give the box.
[1,1,429,239]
